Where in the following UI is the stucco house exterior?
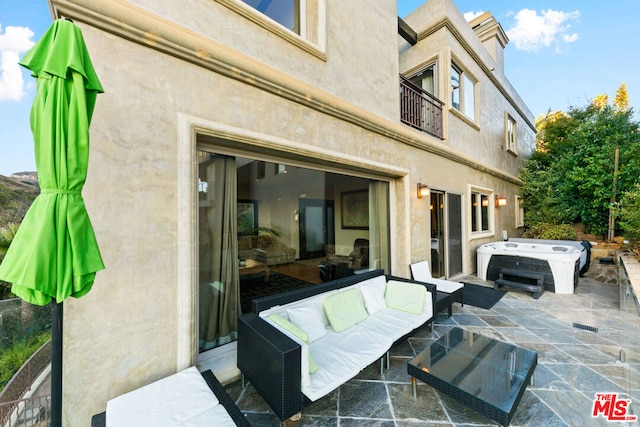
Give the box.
[44,0,535,423]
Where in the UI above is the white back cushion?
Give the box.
[287,299,329,342]
[358,275,387,315]
[410,261,433,281]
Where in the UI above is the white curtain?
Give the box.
[368,181,389,271]
[199,154,239,351]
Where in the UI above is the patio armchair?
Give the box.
[410,261,464,312]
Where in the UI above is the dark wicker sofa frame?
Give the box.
[90,369,250,426]
[237,269,437,422]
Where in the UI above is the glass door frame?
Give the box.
[429,189,464,279]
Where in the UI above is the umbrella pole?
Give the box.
[51,300,63,427]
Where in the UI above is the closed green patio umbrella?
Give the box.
[0,19,104,427]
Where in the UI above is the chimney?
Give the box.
[469,12,508,72]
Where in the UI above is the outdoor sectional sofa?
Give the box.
[237,269,436,422]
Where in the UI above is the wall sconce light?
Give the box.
[417,183,430,199]
[495,196,508,207]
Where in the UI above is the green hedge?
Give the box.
[0,331,51,390]
[0,302,52,391]
[522,223,578,241]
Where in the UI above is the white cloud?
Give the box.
[506,9,580,52]
[563,33,579,43]
[463,11,485,22]
[0,23,35,102]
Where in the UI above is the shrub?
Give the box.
[0,302,51,352]
[522,223,578,240]
[0,331,51,390]
[618,183,640,243]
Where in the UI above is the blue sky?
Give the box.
[0,0,638,176]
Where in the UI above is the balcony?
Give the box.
[400,75,444,139]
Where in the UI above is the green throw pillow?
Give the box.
[269,314,318,373]
[384,280,426,315]
[322,288,369,333]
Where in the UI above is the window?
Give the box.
[470,189,493,236]
[515,196,524,228]
[505,113,518,154]
[219,0,326,58]
[241,0,300,34]
[409,63,436,97]
[451,64,475,119]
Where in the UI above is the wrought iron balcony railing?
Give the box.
[400,75,444,139]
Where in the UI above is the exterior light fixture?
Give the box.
[495,196,507,207]
[417,183,430,199]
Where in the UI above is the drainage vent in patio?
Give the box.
[572,323,598,332]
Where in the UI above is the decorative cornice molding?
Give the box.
[49,0,522,185]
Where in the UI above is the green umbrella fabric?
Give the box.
[0,19,104,306]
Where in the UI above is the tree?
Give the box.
[614,83,630,112]
[520,84,640,237]
[618,183,640,243]
[0,223,19,299]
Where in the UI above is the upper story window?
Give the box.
[505,113,518,154]
[219,0,326,59]
[408,63,436,97]
[241,0,300,34]
[451,64,475,120]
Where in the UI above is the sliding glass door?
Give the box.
[447,193,463,277]
[429,190,463,279]
[430,191,445,277]
[196,148,391,354]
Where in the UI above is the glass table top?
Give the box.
[408,327,537,416]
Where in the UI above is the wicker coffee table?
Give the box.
[408,327,537,426]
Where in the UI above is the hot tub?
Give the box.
[509,238,591,275]
[477,241,582,294]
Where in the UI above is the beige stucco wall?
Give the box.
[47,0,534,424]
[399,0,536,265]
[400,0,535,174]
[122,0,400,122]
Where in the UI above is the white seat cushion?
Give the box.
[429,278,464,293]
[305,325,391,401]
[106,367,234,427]
[410,261,463,294]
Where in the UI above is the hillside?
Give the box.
[0,174,39,225]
